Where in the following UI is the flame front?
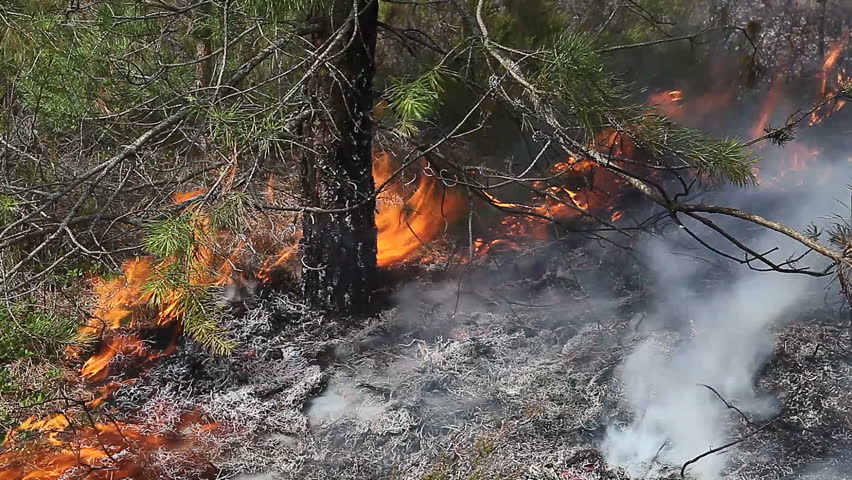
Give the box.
[0,412,216,480]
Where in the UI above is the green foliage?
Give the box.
[208,105,252,147]
[142,206,237,356]
[0,307,77,363]
[181,295,235,356]
[537,33,642,134]
[142,261,236,356]
[16,44,99,131]
[0,195,16,227]
[840,80,852,99]
[0,368,16,394]
[210,193,250,232]
[488,0,567,49]
[629,116,756,186]
[140,261,188,308]
[144,213,197,259]
[238,0,328,20]
[387,67,448,136]
[0,306,72,424]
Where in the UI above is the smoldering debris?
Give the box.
[96,242,852,480]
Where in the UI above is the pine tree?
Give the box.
[0,0,849,331]
[299,0,380,314]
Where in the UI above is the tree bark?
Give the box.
[300,0,379,315]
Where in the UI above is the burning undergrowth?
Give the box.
[4,25,852,480]
[32,246,643,480]
[6,241,851,480]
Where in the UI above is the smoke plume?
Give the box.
[602,151,848,478]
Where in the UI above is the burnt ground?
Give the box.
[106,244,852,480]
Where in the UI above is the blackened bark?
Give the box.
[300,0,379,315]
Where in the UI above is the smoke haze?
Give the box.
[602,145,849,478]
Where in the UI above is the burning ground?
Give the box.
[5,238,852,480]
[4,22,852,480]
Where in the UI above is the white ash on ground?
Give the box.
[106,273,852,480]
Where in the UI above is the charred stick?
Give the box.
[679,419,777,478]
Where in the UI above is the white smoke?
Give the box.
[306,381,385,424]
[603,154,847,478]
[603,247,811,478]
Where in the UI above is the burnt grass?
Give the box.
[103,242,852,480]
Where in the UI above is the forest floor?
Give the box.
[98,244,852,480]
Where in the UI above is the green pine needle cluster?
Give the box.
[537,33,642,134]
[182,300,235,357]
[142,207,235,356]
[142,266,235,356]
[140,262,189,309]
[629,116,757,187]
[207,105,252,148]
[143,213,197,259]
[387,67,448,136]
[0,307,78,363]
[210,192,250,232]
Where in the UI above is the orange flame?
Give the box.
[374,152,465,266]
[173,188,207,204]
[256,240,299,282]
[0,412,217,480]
[649,89,735,124]
[473,156,627,257]
[80,335,146,382]
[648,89,685,119]
[810,40,848,125]
[751,75,785,139]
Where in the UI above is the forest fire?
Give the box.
[374,152,465,266]
[472,157,629,257]
[0,411,218,480]
[5,0,852,479]
[0,150,477,479]
[1,27,849,480]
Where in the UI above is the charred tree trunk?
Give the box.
[300,0,379,315]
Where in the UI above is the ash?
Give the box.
[112,250,852,480]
